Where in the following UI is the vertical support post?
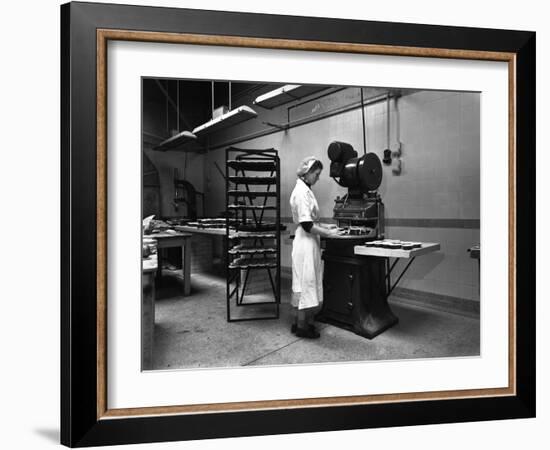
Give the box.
[226,146,230,321]
[360,87,367,155]
[211,81,215,118]
[182,239,191,296]
[386,94,390,150]
[276,153,281,309]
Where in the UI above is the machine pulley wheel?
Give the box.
[357,152,383,191]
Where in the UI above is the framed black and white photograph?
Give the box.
[60,2,535,447]
[140,77,481,371]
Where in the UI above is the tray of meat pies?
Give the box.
[364,239,422,250]
[355,240,440,259]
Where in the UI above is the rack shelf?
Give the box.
[227,160,277,171]
[229,256,278,269]
[237,223,278,232]
[228,176,276,185]
[228,246,277,255]
[228,204,277,210]
[229,232,277,239]
[228,190,277,198]
[225,147,281,322]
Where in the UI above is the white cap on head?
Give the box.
[296,156,318,177]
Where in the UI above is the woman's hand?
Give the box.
[325,227,347,238]
[310,223,346,238]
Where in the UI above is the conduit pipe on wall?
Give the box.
[392,96,403,175]
[360,87,367,155]
[209,91,397,151]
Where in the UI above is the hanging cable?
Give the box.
[386,95,390,150]
[211,81,214,118]
[360,87,367,155]
[396,97,399,139]
[382,94,392,165]
[395,96,401,155]
[391,96,403,175]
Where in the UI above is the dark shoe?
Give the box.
[295,326,320,339]
[291,323,316,334]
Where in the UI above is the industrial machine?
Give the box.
[328,141,385,239]
[317,141,398,339]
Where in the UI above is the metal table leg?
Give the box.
[385,256,416,297]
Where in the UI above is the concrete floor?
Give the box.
[150,271,480,370]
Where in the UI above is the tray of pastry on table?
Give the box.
[354,239,441,258]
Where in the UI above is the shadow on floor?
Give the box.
[155,270,214,299]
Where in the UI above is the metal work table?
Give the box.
[174,225,227,236]
[142,255,157,370]
[468,244,480,294]
[175,224,289,237]
[141,232,192,369]
[147,231,193,296]
[318,239,441,339]
[354,242,441,298]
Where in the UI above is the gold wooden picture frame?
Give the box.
[61,2,535,447]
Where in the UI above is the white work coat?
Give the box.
[289,178,323,309]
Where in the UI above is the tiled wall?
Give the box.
[385,226,480,301]
[380,91,480,222]
[379,91,481,301]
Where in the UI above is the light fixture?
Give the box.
[253,84,328,109]
[153,130,197,151]
[191,81,259,137]
[192,105,258,137]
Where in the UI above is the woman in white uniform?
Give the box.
[290,156,341,338]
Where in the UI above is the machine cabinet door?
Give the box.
[322,260,356,325]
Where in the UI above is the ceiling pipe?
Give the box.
[154,79,192,131]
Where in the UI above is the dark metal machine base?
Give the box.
[318,240,398,339]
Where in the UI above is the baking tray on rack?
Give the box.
[229,176,276,185]
[227,160,277,171]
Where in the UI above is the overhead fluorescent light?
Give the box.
[192,106,258,137]
[153,130,197,151]
[253,84,328,109]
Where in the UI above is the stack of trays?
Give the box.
[184,218,247,229]
[229,256,277,269]
[228,245,276,255]
[364,239,422,250]
[229,232,277,239]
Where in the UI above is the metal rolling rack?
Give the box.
[225,147,281,322]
